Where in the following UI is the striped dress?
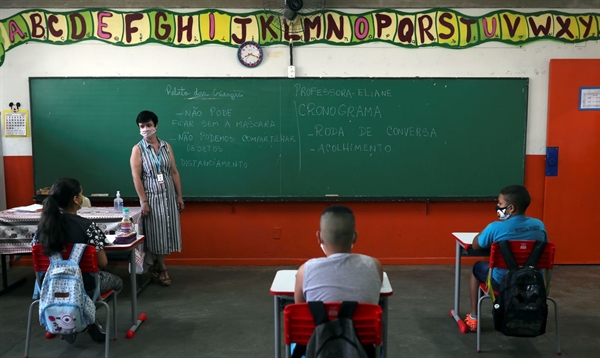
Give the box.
[137,138,182,255]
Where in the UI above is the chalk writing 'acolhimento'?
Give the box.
[316,143,393,153]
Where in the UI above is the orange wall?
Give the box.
[4,154,546,265]
[3,156,34,208]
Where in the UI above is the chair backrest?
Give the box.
[489,240,555,270]
[32,244,101,300]
[284,302,382,346]
[32,244,99,275]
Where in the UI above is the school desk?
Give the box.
[104,234,148,338]
[0,206,142,296]
[449,232,489,334]
[270,269,393,358]
[0,207,147,337]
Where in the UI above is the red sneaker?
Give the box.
[464,313,478,332]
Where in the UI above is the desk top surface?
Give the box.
[452,232,478,248]
[0,207,142,223]
[1,210,143,255]
[269,269,393,297]
[104,235,145,251]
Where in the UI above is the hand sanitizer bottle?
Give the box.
[114,191,124,212]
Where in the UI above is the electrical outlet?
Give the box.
[288,66,295,78]
[273,227,281,239]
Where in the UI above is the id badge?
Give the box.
[157,173,164,184]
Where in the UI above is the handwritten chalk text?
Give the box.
[297,103,382,118]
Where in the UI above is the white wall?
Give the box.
[1,8,599,158]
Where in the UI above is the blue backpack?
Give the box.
[38,244,96,335]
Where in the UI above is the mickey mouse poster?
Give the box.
[9,102,21,112]
[3,101,29,137]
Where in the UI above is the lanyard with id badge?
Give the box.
[144,144,164,185]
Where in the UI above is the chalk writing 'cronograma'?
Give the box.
[297,103,382,118]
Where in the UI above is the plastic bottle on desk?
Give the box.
[114,191,124,212]
[121,208,132,233]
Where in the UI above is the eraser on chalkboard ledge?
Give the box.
[325,194,339,197]
[90,193,109,197]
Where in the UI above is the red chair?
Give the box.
[284,302,382,358]
[476,240,560,354]
[24,244,117,358]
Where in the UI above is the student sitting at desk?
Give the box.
[32,178,123,343]
[464,185,547,332]
[293,205,383,357]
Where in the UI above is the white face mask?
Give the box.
[74,196,82,211]
[320,243,327,256]
[496,205,511,221]
[140,127,156,138]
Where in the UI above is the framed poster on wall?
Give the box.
[579,87,600,110]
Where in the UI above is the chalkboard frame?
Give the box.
[32,195,500,203]
[29,76,527,202]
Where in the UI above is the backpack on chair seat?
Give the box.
[305,301,368,358]
[38,244,96,335]
[492,240,548,337]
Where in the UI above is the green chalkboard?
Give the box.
[30,77,527,200]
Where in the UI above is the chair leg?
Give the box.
[105,302,110,358]
[476,293,491,353]
[24,300,40,358]
[112,294,118,340]
[96,301,110,358]
[476,288,482,352]
[548,296,561,355]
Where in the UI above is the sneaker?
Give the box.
[87,320,106,343]
[464,313,478,332]
[62,333,77,344]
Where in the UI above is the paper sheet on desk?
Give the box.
[105,234,136,245]
[8,204,43,213]
[105,235,116,245]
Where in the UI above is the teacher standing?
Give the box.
[130,110,184,286]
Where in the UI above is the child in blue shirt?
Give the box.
[464,185,547,332]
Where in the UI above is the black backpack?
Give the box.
[492,240,548,337]
[304,301,368,358]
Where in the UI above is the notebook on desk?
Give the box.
[105,232,137,245]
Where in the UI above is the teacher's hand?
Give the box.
[141,201,150,217]
[177,196,185,212]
